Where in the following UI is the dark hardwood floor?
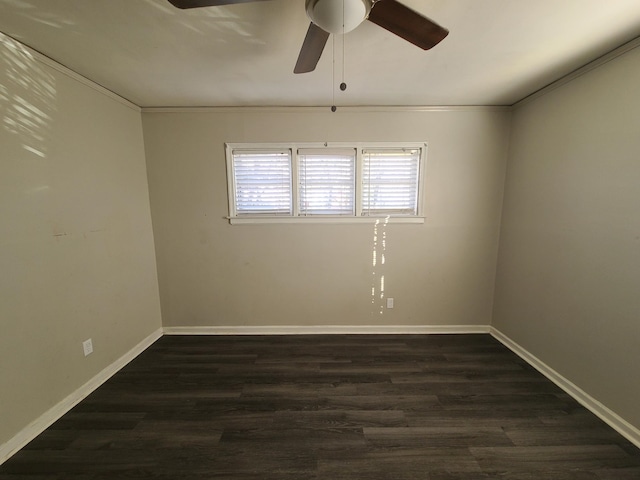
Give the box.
[2,334,639,479]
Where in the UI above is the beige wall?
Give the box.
[2,25,638,460]
[142,108,511,328]
[0,36,162,447]
[493,46,640,429]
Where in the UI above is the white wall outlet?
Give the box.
[386,297,394,309]
[82,338,93,356]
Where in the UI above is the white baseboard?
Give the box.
[5,325,637,466]
[490,327,640,450]
[163,324,492,335]
[0,328,163,465]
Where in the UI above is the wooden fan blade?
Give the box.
[367,0,448,50]
[294,23,330,74]
[167,0,269,9]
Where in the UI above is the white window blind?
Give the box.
[362,148,421,216]
[298,148,356,215]
[232,150,292,215]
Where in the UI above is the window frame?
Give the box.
[297,147,357,217]
[230,148,293,216]
[225,142,427,224]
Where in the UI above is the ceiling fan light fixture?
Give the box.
[305,0,371,34]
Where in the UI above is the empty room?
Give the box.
[1,0,639,478]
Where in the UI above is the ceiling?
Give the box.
[1,0,639,108]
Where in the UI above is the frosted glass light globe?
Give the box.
[305,0,371,34]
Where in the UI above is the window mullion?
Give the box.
[355,148,364,217]
[225,143,238,218]
[291,148,300,217]
[416,144,426,216]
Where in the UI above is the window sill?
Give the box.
[227,216,425,225]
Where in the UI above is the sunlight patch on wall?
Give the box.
[370,216,390,315]
[1,33,56,159]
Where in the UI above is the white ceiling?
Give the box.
[1,0,639,108]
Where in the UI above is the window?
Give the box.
[232,150,292,216]
[226,143,426,224]
[362,148,421,216]
[298,148,356,216]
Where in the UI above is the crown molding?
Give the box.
[140,105,512,114]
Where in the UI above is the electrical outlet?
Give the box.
[386,297,394,309]
[82,338,93,356]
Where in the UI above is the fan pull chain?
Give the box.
[331,0,347,112]
[340,10,347,93]
[331,34,336,112]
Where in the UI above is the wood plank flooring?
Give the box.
[2,334,639,479]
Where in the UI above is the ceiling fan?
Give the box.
[167,0,449,74]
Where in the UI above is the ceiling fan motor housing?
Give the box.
[305,0,372,34]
